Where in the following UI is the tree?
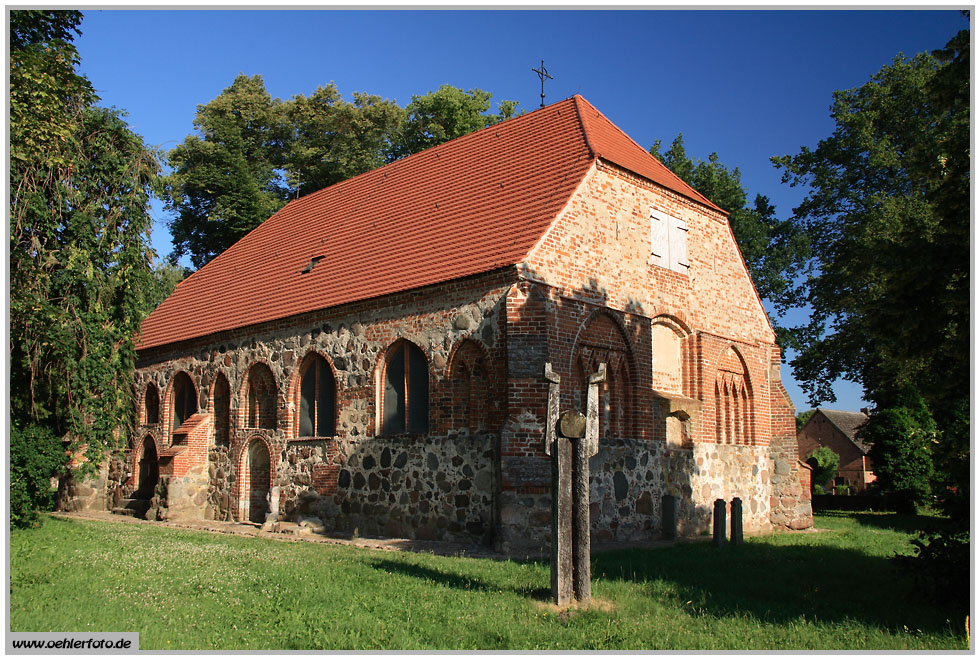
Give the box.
[860,389,935,513]
[393,85,519,158]
[773,28,969,416]
[805,446,840,490]
[10,10,161,525]
[162,74,290,269]
[284,84,403,197]
[650,136,809,347]
[774,26,968,524]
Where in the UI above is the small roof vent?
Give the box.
[301,255,325,274]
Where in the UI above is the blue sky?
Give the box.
[72,8,967,414]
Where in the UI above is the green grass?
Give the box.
[9,512,969,650]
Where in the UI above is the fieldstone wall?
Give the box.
[206,445,235,521]
[497,435,775,552]
[279,432,496,543]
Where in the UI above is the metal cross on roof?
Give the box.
[531,60,553,109]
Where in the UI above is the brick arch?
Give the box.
[651,314,692,396]
[164,370,198,441]
[446,337,495,433]
[239,361,279,431]
[209,370,232,446]
[376,338,431,436]
[713,344,754,445]
[235,434,276,524]
[286,349,339,438]
[570,310,636,439]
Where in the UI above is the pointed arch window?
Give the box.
[213,372,231,446]
[246,364,277,430]
[381,341,428,435]
[144,383,160,425]
[171,372,197,431]
[715,348,752,444]
[299,354,336,438]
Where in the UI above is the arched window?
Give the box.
[381,341,428,435]
[212,372,231,446]
[298,354,336,438]
[715,347,751,444]
[572,313,633,439]
[245,364,277,430]
[171,372,197,431]
[449,339,492,432]
[651,322,684,394]
[144,383,160,425]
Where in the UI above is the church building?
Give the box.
[94,96,812,550]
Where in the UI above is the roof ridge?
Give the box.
[572,95,598,160]
[572,95,724,214]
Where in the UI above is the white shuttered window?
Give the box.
[649,208,690,274]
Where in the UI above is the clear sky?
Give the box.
[71,7,967,415]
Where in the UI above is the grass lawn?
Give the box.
[9,511,970,650]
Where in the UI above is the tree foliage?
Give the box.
[163,74,290,269]
[9,10,161,524]
[805,446,840,490]
[773,29,969,414]
[650,136,809,346]
[394,85,519,158]
[163,79,519,269]
[861,389,936,513]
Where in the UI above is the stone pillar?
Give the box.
[661,494,677,540]
[713,498,727,547]
[730,497,743,545]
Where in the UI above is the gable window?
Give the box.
[299,354,336,438]
[649,208,690,274]
[381,341,429,435]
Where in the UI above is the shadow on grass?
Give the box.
[372,539,961,637]
[592,540,963,636]
[817,509,951,535]
[370,558,556,602]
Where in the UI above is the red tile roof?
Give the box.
[139,95,724,350]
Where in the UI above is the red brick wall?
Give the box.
[798,412,873,491]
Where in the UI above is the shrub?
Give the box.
[806,446,840,490]
[10,423,68,528]
[896,528,970,611]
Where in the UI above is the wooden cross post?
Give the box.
[544,361,605,608]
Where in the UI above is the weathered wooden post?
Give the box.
[544,362,605,607]
[730,497,743,545]
[713,498,727,547]
[574,363,605,605]
[544,364,573,606]
[661,493,677,540]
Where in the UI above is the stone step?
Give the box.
[111,498,150,518]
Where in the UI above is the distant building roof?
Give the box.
[138,95,724,351]
[816,408,872,454]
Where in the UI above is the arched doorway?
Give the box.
[135,436,159,500]
[246,439,271,524]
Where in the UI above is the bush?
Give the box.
[10,422,68,528]
[896,528,970,611]
[812,484,826,496]
[806,446,840,490]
